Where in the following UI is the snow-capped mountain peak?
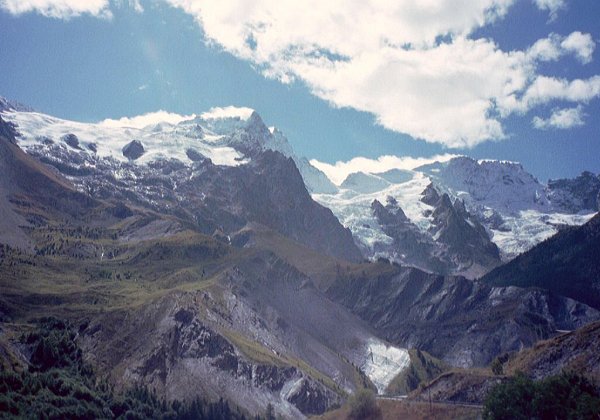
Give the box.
[313,155,597,269]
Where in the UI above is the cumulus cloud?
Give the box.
[533,0,566,21]
[99,111,195,129]
[0,0,112,19]
[527,32,595,64]
[561,31,595,64]
[161,0,599,148]
[532,106,585,129]
[511,75,600,112]
[310,154,459,186]
[5,0,598,147]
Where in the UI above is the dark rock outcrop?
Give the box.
[185,148,206,162]
[430,193,501,273]
[62,133,81,149]
[420,183,440,206]
[122,140,145,160]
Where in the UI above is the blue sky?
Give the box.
[0,0,599,182]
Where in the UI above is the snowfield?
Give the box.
[361,339,410,394]
[2,110,248,167]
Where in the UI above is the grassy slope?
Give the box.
[385,349,449,395]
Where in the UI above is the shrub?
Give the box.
[483,372,600,420]
[347,388,381,420]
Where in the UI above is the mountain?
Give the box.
[547,171,600,213]
[0,106,394,417]
[0,105,360,263]
[407,320,600,407]
[2,98,600,417]
[369,191,501,278]
[505,320,600,381]
[482,212,600,310]
[326,263,599,368]
[313,156,597,277]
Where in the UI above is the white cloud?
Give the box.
[533,0,566,21]
[0,0,112,19]
[561,31,595,64]
[516,75,600,111]
[162,0,599,148]
[129,0,143,13]
[527,32,595,64]
[310,154,459,185]
[532,106,585,129]
[5,0,598,144]
[200,106,255,121]
[99,110,195,129]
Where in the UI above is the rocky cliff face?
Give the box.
[80,292,340,418]
[326,265,600,368]
[547,171,600,213]
[369,187,500,278]
[192,151,362,262]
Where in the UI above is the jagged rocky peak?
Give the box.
[0,96,34,112]
[417,156,550,213]
[421,182,440,206]
[196,106,268,139]
[371,196,409,225]
[547,170,600,213]
[122,140,145,160]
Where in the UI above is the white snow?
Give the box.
[361,339,410,394]
[314,155,596,262]
[313,171,433,254]
[490,210,595,259]
[2,110,247,167]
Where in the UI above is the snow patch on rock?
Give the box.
[361,339,410,394]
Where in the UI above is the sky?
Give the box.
[0,0,599,182]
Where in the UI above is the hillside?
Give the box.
[483,212,600,310]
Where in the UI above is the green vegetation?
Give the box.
[347,389,381,420]
[483,372,600,420]
[0,318,259,419]
[386,349,449,395]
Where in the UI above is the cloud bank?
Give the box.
[162,0,599,148]
[100,111,195,129]
[3,0,598,148]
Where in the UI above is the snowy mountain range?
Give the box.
[2,96,600,417]
[1,97,598,277]
[314,156,597,277]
